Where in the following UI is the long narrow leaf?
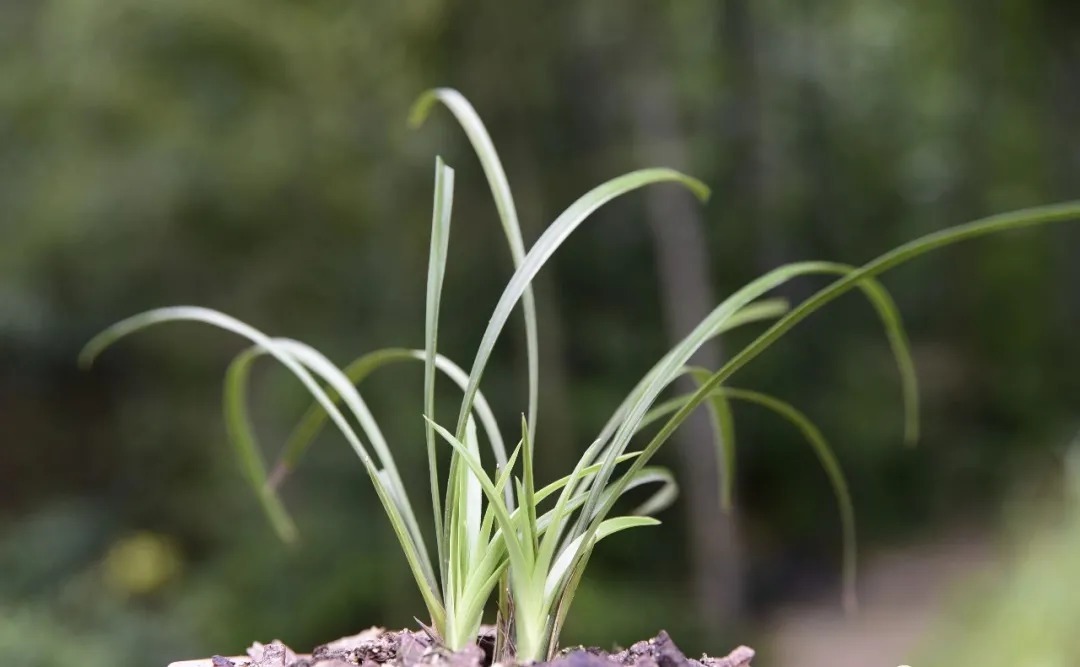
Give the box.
[268,339,431,558]
[687,367,737,511]
[452,168,709,442]
[634,368,735,509]
[425,157,455,580]
[476,440,524,564]
[425,417,533,585]
[577,263,921,541]
[410,88,541,448]
[576,261,855,538]
[223,347,298,542]
[463,416,483,568]
[544,516,659,604]
[593,297,789,453]
[642,383,857,609]
[720,388,858,612]
[520,416,539,553]
[806,263,919,446]
[80,308,446,628]
[269,349,510,507]
[567,298,789,517]
[584,201,1080,586]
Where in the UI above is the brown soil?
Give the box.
[209,627,754,667]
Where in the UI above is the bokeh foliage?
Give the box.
[2,1,1079,665]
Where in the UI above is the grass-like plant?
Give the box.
[81,89,1080,661]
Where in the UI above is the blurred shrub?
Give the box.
[920,436,1080,666]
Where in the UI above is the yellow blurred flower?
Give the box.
[101,532,182,597]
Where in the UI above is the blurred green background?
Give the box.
[2,2,1079,666]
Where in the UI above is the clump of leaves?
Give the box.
[81,89,1080,661]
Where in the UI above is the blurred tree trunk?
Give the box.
[721,0,772,275]
[630,61,743,629]
[943,0,996,337]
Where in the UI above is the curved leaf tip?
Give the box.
[667,171,711,203]
[79,323,127,369]
[77,343,98,370]
[408,88,452,129]
[407,90,712,207]
[633,168,711,203]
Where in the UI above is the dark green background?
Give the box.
[2,1,1079,665]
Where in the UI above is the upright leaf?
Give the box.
[425,157,455,579]
[411,88,541,447]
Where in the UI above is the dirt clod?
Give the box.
[553,631,753,667]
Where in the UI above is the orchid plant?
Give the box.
[81,89,1080,661]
